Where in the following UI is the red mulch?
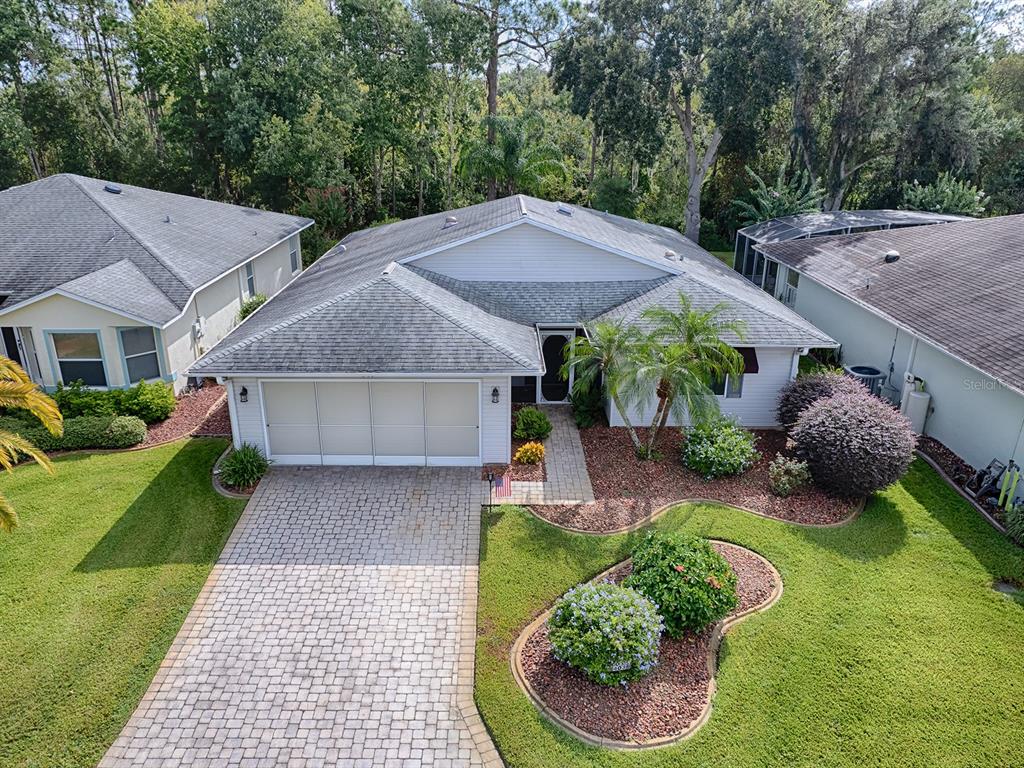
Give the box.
[519,542,777,744]
[481,405,547,482]
[531,427,857,531]
[918,436,974,486]
[141,383,230,447]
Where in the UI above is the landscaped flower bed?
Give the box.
[141,383,229,447]
[531,427,858,531]
[515,541,779,745]
[481,405,548,483]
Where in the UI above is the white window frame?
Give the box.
[289,236,301,274]
[711,373,744,399]
[119,326,162,384]
[243,262,256,297]
[49,330,108,387]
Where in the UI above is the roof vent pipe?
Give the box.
[884,250,900,264]
[664,249,678,260]
[443,215,458,229]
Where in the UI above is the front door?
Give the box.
[0,327,21,367]
[540,334,570,402]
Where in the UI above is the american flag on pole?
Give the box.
[494,468,513,499]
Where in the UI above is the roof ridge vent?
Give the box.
[517,194,529,217]
[556,202,574,216]
[103,183,122,195]
[884,249,900,264]
[443,215,458,229]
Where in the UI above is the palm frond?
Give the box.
[0,492,17,533]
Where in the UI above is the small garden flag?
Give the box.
[494,470,512,499]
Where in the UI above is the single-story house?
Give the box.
[0,174,312,393]
[191,196,834,466]
[753,214,1024,473]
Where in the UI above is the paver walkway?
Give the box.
[101,467,501,768]
[504,405,595,505]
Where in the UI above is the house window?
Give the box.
[710,374,744,398]
[289,236,300,273]
[120,327,161,383]
[243,263,256,297]
[710,375,726,396]
[51,332,106,386]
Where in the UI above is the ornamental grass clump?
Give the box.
[547,582,663,686]
[513,441,544,464]
[682,416,760,479]
[776,372,868,431]
[625,532,738,638]
[792,390,916,497]
[219,443,270,490]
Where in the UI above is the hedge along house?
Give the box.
[191,196,834,467]
[0,174,312,393]
[752,214,1024,476]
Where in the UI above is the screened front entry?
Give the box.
[261,380,480,466]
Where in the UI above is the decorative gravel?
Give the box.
[518,542,778,745]
[531,427,857,531]
[142,383,229,447]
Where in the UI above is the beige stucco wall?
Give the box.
[1,235,302,393]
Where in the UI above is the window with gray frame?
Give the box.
[120,327,161,383]
[289,236,300,272]
[244,262,256,296]
[52,332,106,386]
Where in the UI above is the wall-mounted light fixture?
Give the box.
[491,387,500,404]
[239,386,248,403]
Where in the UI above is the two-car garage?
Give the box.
[260,380,481,466]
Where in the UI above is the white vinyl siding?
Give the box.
[412,224,670,282]
[480,377,510,463]
[606,347,797,429]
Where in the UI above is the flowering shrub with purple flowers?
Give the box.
[625,532,737,638]
[547,582,663,687]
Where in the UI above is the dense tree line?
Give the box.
[1,0,1021,257]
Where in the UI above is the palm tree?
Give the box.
[0,356,63,532]
[561,321,646,453]
[634,294,747,455]
[460,113,566,198]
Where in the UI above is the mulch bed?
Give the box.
[481,405,547,482]
[519,542,778,744]
[141,383,230,447]
[918,436,974,486]
[531,427,857,531]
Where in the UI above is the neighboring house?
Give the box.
[752,214,1024,473]
[733,209,967,308]
[0,174,312,393]
[191,196,834,467]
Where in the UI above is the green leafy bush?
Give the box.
[1006,503,1024,544]
[792,391,916,497]
[219,443,270,490]
[238,293,267,321]
[682,417,760,479]
[901,171,989,216]
[776,372,867,431]
[54,379,176,424]
[624,532,738,638]
[0,414,146,451]
[768,454,811,497]
[547,582,663,686]
[570,384,603,428]
[513,406,552,441]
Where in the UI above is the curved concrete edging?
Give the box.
[210,444,256,500]
[509,541,784,750]
[529,495,866,537]
[914,449,1010,537]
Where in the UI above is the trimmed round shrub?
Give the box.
[682,417,760,479]
[547,582,663,686]
[219,443,270,490]
[0,414,146,451]
[768,454,811,497]
[513,406,552,441]
[776,372,868,431]
[624,532,738,638]
[115,380,177,423]
[102,415,149,447]
[791,390,916,497]
[513,441,544,464]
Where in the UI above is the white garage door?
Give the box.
[261,381,480,466]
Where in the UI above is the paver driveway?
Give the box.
[101,466,501,767]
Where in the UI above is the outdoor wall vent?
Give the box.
[103,183,122,194]
[556,202,574,216]
[443,215,458,229]
[884,250,900,264]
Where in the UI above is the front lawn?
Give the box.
[0,439,245,768]
[477,460,1024,767]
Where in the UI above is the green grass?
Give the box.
[710,250,735,266]
[0,439,245,768]
[476,460,1024,767]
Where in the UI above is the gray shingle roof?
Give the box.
[193,195,834,377]
[190,264,542,375]
[757,215,1024,394]
[0,174,311,325]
